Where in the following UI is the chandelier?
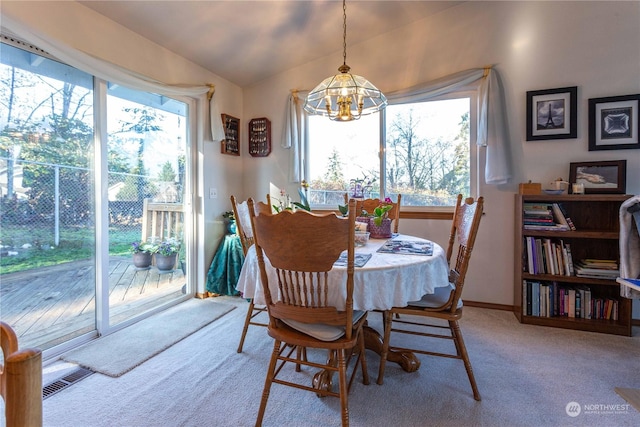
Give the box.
[303,0,387,122]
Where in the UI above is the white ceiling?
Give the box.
[79,1,462,87]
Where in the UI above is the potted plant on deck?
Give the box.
[152,237,181,272]
[131,241,154,269]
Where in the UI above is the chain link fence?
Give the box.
[0,158,177,256]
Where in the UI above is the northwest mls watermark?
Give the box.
[566,401,632,417]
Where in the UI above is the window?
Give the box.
[385,97,471,207]
[0,37,190,351]
[307,93,475,208]
[307,113,380,207]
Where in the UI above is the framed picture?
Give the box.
[526,86,577,141]
[569,160,626,194]
[221,114,240,156]
[588,94,640,151]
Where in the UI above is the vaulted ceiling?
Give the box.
[79,1,462,87]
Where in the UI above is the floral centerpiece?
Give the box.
[372,197,395,226]
[369,198,394,238]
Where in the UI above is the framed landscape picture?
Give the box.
[526,86,577,141]
[569,160,626,194]
[588,94,640,151]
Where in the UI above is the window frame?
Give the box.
[306,89,479,214]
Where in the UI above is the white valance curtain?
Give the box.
[385,67,512,185]
[284,67,513,186]
[1,13,226,143]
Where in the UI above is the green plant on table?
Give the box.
[372,197,394,226]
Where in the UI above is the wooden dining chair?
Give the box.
[249,198,369,427]
[1,321,43,427]
[231,194,273,353]
[343,194,402,234]
[376,194,484,401]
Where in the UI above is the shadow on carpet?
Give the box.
[61,298,235,377]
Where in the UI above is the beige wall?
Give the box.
[3,1,640,314]
[242,1,640,312]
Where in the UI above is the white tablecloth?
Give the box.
[235,234,450,311]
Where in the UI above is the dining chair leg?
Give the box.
[338,349,350,427]
[237,299,256,353]
[376,310,393,385]
[295,345,308,372]
[450,320,481,401]
[358,329,370,386]
[255,340,281,427]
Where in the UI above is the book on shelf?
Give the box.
[524,237,574,277]
[526,236,536,274]
[575,259,619,279]
[554,203,577,231]
[523,203,552,215]
[551,203,571,229]
[532,281,540,317]
[575,285,592,319]
[522,280,616,320]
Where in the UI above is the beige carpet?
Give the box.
[61,298,234,377]
[45,298,640,426]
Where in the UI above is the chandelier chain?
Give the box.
[342,0,347,66]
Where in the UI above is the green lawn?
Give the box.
[0,225,140,274]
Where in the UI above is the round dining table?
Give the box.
[235,234,450,374]
[236,234,449,310]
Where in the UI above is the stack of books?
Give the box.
[574,259,619,279]
[523,203,571,231]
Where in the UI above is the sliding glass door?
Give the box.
[0,38,191,353]
[106,87,189,326]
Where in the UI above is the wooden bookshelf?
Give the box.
[514,194,633,336]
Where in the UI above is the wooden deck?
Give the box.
[0,256,185,351]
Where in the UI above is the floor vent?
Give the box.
[42,367,93,400]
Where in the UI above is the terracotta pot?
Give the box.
[132,252,152,269]
[155,253,178,272]
[369,217,392,239]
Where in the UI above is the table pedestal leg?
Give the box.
[363,325,420,373]
[312,351,335,397]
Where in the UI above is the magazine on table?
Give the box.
[334,252,373,268]
[377,240,433,256]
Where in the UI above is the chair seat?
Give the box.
[406,283,463,309]
[282,310,366,341]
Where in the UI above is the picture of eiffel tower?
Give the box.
[537,100,564,130]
